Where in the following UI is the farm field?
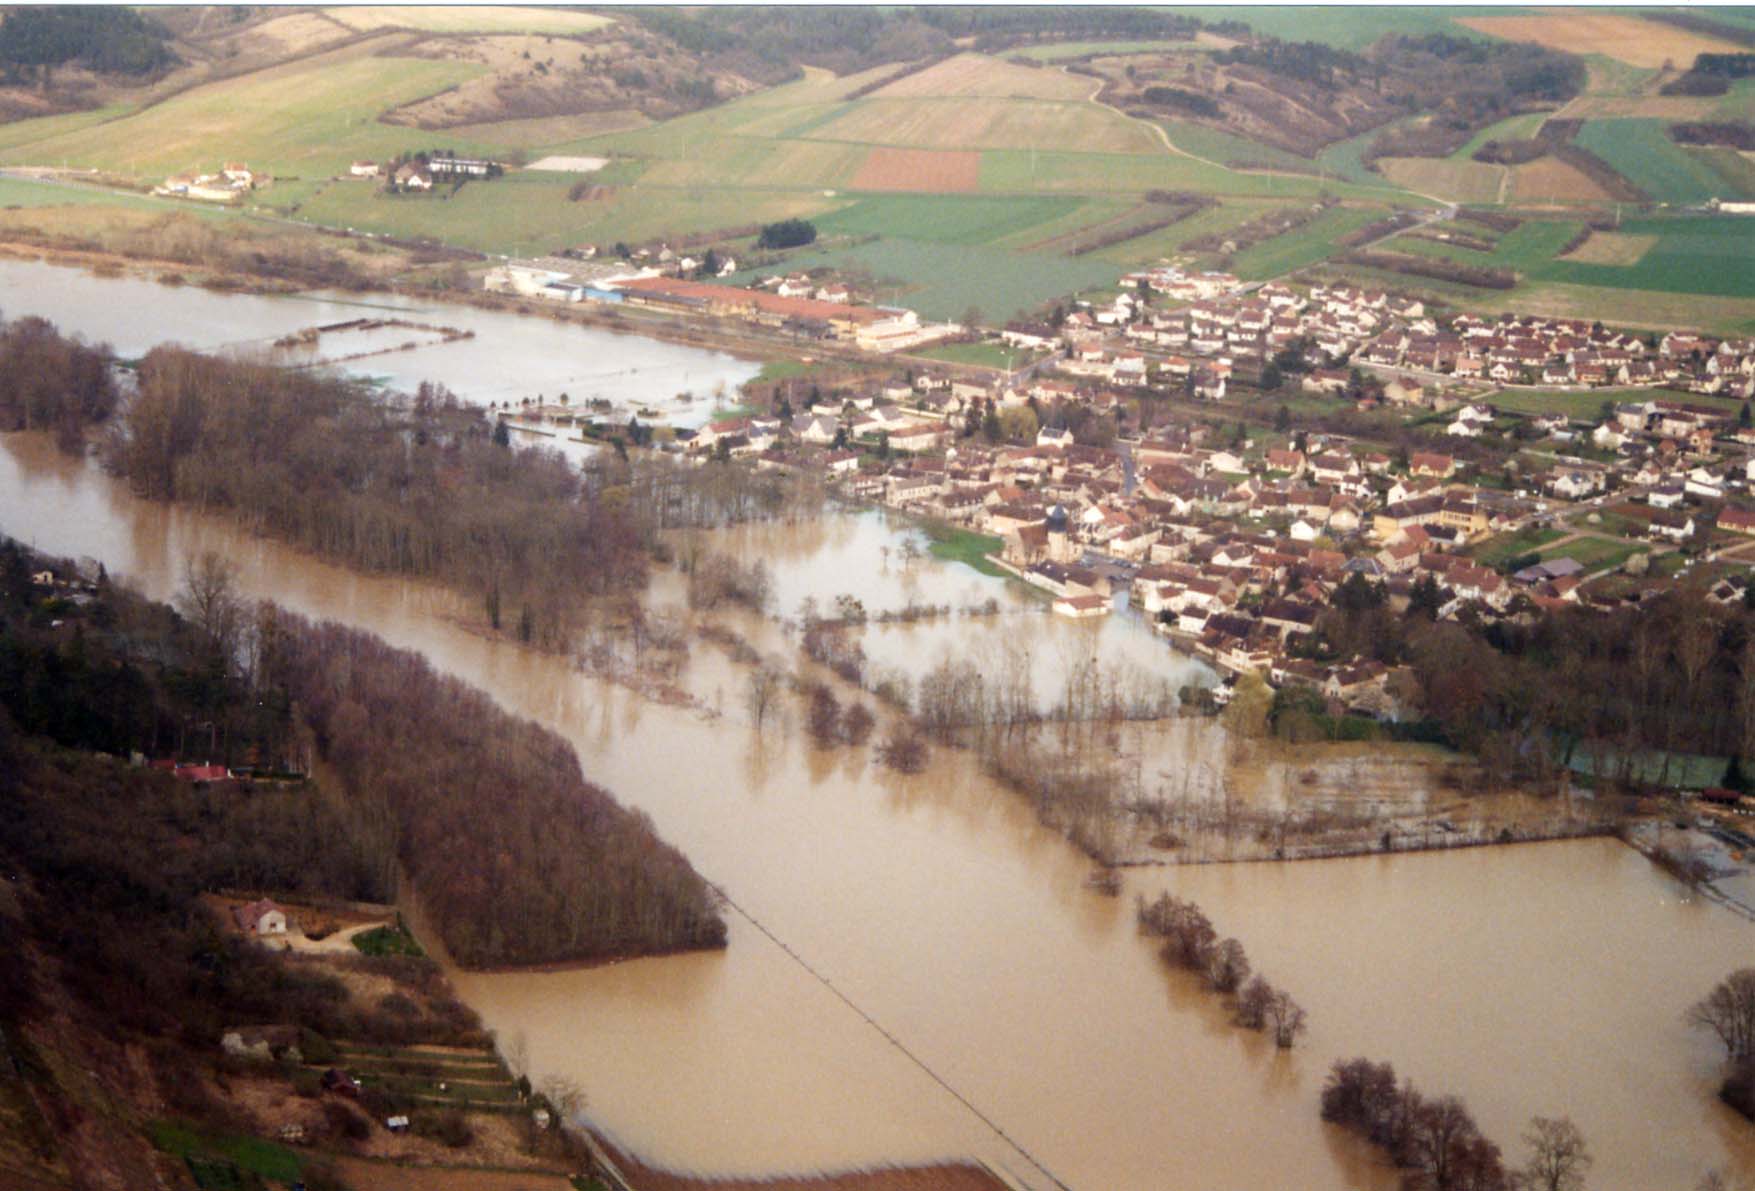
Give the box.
[812,194,1084,246]
[1483,280,1755,336]
[1573,118,1747,204]
[1157,120,1315,173]
[1164,6,1504,50]
[849,147,981,193]
[808,96,1163,155]
[323,6,616,34]
[1537,534,1650,574]
[1378,157,1505,205]
[1508,156,1612,204]
[731,236,1118,322]
[1457,11,1745,68]
[1453,112,1548,161]
[1089,198,1282,264]
[872,53,1093,101]
[1230,205,1386,279]
[0,104,134,156]
[1530,214,1755,299]
[0,38,495,179]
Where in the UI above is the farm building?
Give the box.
[232,899,288,937]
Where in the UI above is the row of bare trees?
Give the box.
[1322,1059,1592,1191]
[1136,891,1306,1048]
[0,314,118,452]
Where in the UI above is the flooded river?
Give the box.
[0,255,759,424]
[3,432,1751,1190]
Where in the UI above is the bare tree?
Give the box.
[1205,937,1251,995]
[1235,975,1274,1030]
[1688,969,1755,1062]
[876,728,928,773]
[841,702,876,746]
[539,1074,587,1124]
[745,665,781,730]
[1516,1116,1590,1191]
[177,550,244,665]
[1266,987,1308,1048]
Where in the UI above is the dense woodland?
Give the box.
[0,536,725,968]
[0,315,118,450]
[0,5,177,82]
[105,347,647,650]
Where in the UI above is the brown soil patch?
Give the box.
[1511,155,1612,203]
[1458,11,1744,70]
[850,147,980,192]
[1561,230,1657,265]
[873,52,1089,101]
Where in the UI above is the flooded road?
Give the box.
[4,431,1752,1190]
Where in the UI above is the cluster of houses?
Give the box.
[154,162,256,204]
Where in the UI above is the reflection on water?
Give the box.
[3,433,1753,1190]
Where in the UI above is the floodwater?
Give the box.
[698,511,1210,714]
[4,431,1752,1191]
[0,255,758,424]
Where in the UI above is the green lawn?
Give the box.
[352,923,423,957]
[922,524,1007,577]
[1471,526,1568,567]
[1484,386,1663,419]
[1573,118,1743,205]
[148,1121,305,1186]
[1539,535,1649,574]
[1158,120,1316,173]
[912,340,1043,369]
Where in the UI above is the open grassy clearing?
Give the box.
[1485,279,1755,336]
[1093,198,1282,264]
[1315,124,1409,187]
[1699,148,1755,198]
[979,146,1415,204]
[324,6,615,35]
[813,194,1082,246]
[636,137,868,191]
[1713,78,1755,120]
[873,53,1093,101]
[1396,218,1586,272]
[0,174,190,215]
[1230,204,1386,279]
[1574,118,1744,204]
[1560,231,1657,266]
[445,110,650,150]
[731,236,1117,322]
[0,39,494,179]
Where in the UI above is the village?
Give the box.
[491,255,1755,732]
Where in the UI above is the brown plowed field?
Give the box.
[1511,156,1612,203]
[1458,11,1744,70]
[851,147,981,192]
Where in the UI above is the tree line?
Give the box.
[0,536,725,968]
[1322,1059,1592,1191]
[0,314,119,451]
[1137,891,1307,1047]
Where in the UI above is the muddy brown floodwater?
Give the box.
[4,429,1754,1191]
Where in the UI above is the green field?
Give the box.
[1230,205,1387,279]
[815,194,1084,245]
[1392,218,1586,274]
[733,236,1118,322]
[1159,120,1316,173]
[922,524,1007,577]
[1532,215,1755,299]
[1573,119,1742,205]
[1539,535,1650,574]
[1484,385,1668,419]
[1471,526,1569,568]
[912,340,1042,369]
[1453,112,1548,161]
